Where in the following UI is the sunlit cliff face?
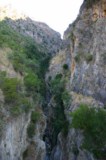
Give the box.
[92,0,106,21]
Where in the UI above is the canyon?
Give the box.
[0,0,106,160]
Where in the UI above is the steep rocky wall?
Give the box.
[45,0,106,160]
[0,113,31,160]
[64,0,106,104]
[0,11,49,160]
[23,110,46,160]
[0,111,46,160]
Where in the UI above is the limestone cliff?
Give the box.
[0,23,47,159]
[45,0,106,160]
[64,0,106,104]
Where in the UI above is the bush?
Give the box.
[71,104,106,158]
[63,64,68,70]
[10,105,21,116]
[24,72,41,92]
[0,20,50,120]
[86,54,93,62]
[0,20,50,108]
[0,71,6,85]
[0,72,32,115]
[62,120,69,137]
[2,78,21,104]
[49,73,69,145]
[51,74,65,97]
[55,73,63,79]
[74,54,80,62]
[27,123,35,138]
[19,97,32,113]
[31,111,41,123]
[62,90,71,108]
[27,111,41,138]
[23,149,28,159]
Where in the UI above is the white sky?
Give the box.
[0,0,83,36]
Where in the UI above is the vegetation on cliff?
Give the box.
[85,0,100,8]
[0,20,50,137]
[47,73,70,147]
[71,104,106,159]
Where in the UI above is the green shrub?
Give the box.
[24,72,41,92]
[71,104,106,158]
[31,111,41,123]
[19,97,32,113]
[62,90,71,108]
[0,71,6,85]
[0,20,50,107]
[0,114,5,137]
[27,123,35,138]
[63,64,68,70]
[74,54,80,62]
[23,149,28,159]
[0,20,51,120]
[52,105,65,143]
[0,71,32,115]
[2,78,21,104]
[49,74,69,145]
[27,111,41,138]
[62,120,69,137]
[51,74,65,96]
[11,52,26,73]
[72,144,79,156]
[55,73,63,79]
[86,54,93,62]
[10,105,21,116]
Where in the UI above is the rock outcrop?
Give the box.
[45,0,106,160]
[64,0,106,104]
[0,113,31,160]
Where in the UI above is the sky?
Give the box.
[0,0,83,36]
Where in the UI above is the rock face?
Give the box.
[0,4,62,55]
[23,111,46,160]
[0,111,46,160]
[64,0,106,104]
[45,0,106,160]
[0,113,31,160]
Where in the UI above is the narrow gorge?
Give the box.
[0,0,106,160]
